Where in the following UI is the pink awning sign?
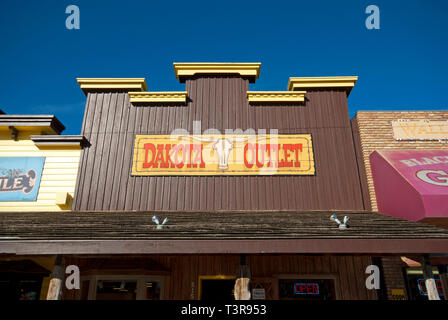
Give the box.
[370,149,448,221]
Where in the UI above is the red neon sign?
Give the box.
[294,283,320,295]
[417,279,444,296]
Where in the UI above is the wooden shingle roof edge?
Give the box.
[2,210,448,255]
[2,210,448,240]
[0,115,65,134]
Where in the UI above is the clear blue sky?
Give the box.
[1,0,447,134]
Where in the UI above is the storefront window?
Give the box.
[0,277,42,300]
[96,280,137,300]
[17,279,41,300]
[404,268,444,300]
[81,275,164,300]
[199,275,236,301]
[200,279,235,301]
[279,278,336,300]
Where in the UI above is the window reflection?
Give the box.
[96,280,137,300]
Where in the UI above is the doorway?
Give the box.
[81,275,164,300]
[199,275,235,301]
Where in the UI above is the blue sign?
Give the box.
[0,157,45,201]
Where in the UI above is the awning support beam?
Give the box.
[234,254,251,300]
[437,265,448,301]
[422,254,441,300]
[46,255,65,300]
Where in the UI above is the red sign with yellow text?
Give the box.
[131,134,314,175]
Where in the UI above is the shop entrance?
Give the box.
[0,260,50,300]
[404,267,445,300]
[199,276,235,301]
[81,275,164,300]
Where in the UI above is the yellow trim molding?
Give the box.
[128,91,188,103]
[247,91,306,103]
[173,63,261,82]
[287,76,358,95]
[55,192,73,209]
[77,78,148,94]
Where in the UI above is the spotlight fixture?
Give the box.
[330,214,349,229]
[152,216,168,229]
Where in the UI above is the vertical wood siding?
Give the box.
[74,75,364,211]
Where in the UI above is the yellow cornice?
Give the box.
[173,63,261,82]
[247,91,306,103]
[287,76,358,95]
[128,91,188,104]
[77,78,148,95]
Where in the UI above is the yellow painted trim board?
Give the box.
[77,78,148,93]
[174,63,261,80]
[128,91,188,103]
[0,126,60,135]
[247,91,306,103]
[287,76,358,94]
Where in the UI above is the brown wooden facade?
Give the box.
[73,76,366,211]
[3,64,447,301]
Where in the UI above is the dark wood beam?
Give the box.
[437,265,448,301]
[46,255,65,300]
[30,135,90,148]
[235,255,251,300]
[2,239,448,255]
[0,115,65,134]
[422,255,441,300]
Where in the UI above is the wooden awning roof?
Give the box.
[0,259,50,274]
[1,211,448,255]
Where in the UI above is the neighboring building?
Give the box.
[1,64,448,301]
[0,112,89,211]
[351,111,448,300]
[351,111,448,214]
[0,111,88,299]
